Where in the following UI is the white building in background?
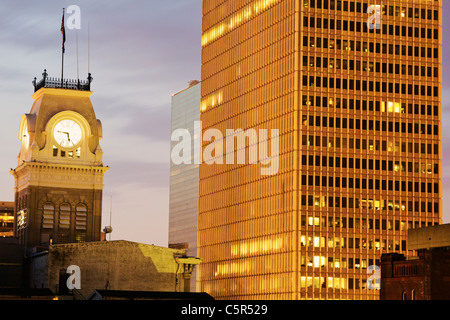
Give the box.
[169,81,201,292]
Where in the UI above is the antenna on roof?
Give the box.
[109,196,112,241]
[76,29,80,81]
[88,21,91,74]
[103,196,113,241]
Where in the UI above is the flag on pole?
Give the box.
[61,9,66,53]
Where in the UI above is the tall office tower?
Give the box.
[169,81,201,292]
[198,0,442,300]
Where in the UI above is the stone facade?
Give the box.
[29,241,201,298]
[15,185,103,249]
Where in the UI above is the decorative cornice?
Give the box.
[11,161,109,192]
[13,161,108,174]
[32,87,93,101]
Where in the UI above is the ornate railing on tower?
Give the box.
[33,69,93,92]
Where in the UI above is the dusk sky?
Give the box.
[0,1,449,248]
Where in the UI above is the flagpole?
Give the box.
[61,44,64,88]
[61,8,65,88]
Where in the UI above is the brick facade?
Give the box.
[381,249,450,300]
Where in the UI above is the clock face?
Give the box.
[54,120,82,148]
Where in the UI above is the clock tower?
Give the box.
[11,70,108,254]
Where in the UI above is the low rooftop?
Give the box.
[0,202,14,212]
[408,224,450,251]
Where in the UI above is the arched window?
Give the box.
[57,204,71,244]
[42,203,55,229]
[59,204,71,229]
[75,204,87,243]
[75,204,87,231]
[402,291,407,300]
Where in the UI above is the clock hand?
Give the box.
[57,131,71,142]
